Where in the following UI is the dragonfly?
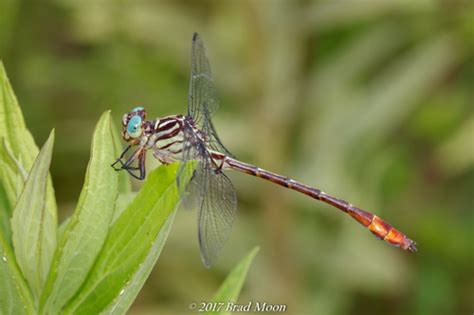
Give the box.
[112,33,417,267]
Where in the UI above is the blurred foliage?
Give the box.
[0,0,473,314]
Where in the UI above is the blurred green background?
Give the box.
[1,0,473,314]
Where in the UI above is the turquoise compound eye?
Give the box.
[132,106,144,112]
[127,115,143,138]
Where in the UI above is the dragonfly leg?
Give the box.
[138,151,146,179]
[122,150,146,180]
[111,145,132,170]
[112,147,146,180]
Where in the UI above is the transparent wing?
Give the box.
[188,33,235,158]
[176,119,238,267]
[188,33,218,124]
[195,163,237,267]
[201,104,235,157]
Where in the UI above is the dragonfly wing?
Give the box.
[188,33,236,158]
[201,104,235,158]
[185,34,239,267]
[176,121,237,267]
[188,33,219,124]
[196,163,237,267]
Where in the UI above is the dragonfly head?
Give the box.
[122,106,147,144]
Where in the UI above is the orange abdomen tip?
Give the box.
[369,216,417,252]
[385,228,417,252]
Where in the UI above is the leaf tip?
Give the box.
[244,246,260,265]
[99,110,113,126]
[249,246,260,256]
[0,62,6,83]
[45,129,56,146]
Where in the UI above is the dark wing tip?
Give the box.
[193,32,199,42]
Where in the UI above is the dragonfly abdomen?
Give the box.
[224,157,416,252]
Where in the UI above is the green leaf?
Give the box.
[0,139,29,245]
[101,211,177,314]
[206,247,260,315]
[0,62,57,248]
[0,184,12,244]
[57,217,71,241]
[0,233,35,314]
[11,130,56,298]
[1,138,28,202]
[2,139,28,181]
[40,112,118,314]
[63,163,192,314]
[0,139,25,243]
[0,62,38,171]
[111,192,136,225]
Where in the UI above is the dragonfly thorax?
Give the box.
[146,114,187,164]
[121,108,206,164]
